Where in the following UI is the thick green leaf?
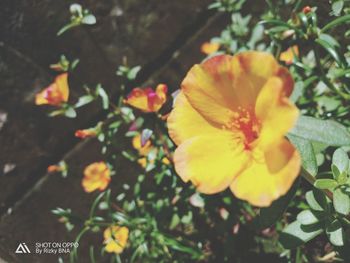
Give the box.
[326,219,344,246]
[279,221,323,249]
[332,164,341,180]
[315,38,343,66]
[321,14,350,32]
[127,66,141,80]
[289,116,350,146]
[75,95,95,108]
[255,180,299,230]
[306,190,329,212]
[64,107,77,118]
[314,179,338,190]
[333,188,350,215]
[297,210,319,225]
[332,0,344,16]
[333,148,349,173]
[82,14,96,25]
[96,84,109,110]
[288,134,318,176]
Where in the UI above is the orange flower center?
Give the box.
[230,107,260,149]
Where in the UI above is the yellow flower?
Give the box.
[280,46,299,65]
[201,42,220,55]
[167,52,301,207]
[35,73,69,106]
[103,226,129,254]
[124,84,168,112]
[82,162,111,193]
[137,157,147,168]
[132,134,152,156]
[132,134,156,168]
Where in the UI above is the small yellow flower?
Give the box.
[124,84,168,112]
[168,52,300,207]
[82,162,110,193]
[280,46,299,65]
[103,226,129,254]
[132,134,155,168]
[201,42,220,55]
[35,73,69,106]
[137,157,147,168]
[132,134,152,156]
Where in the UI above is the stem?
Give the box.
[300,168,333,200]
[314,46,350,100]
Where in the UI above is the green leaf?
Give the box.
[82,14,96,25]
[315,38,344,66]
[321,14,350,32]
[326,219,344,246]
[279,221,323,249]
[333,148,349,173]
[169,214,180,230]
[289,116,350,146]
[255,179,299,230]
[75,95,95,108]
[64,107,77,118]
[181,211,193,224]
[333,188,350,215]
[319,33,340,48]
[127,66,141,80]
[332,0,344,16]
[96,84,109,110]
[332,164,341,180]
[288,134,318,176]
[306,190,329,212]
[314,179,338,190]
[297,210,320,225]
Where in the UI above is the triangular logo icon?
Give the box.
[15,243,31,254]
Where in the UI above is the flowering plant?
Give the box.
[40,1,350,262]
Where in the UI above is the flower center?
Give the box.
[230,107,260,149]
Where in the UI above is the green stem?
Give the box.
[301,168,333,200]
[314,46,350,100]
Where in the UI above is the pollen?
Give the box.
[229,107,260,148]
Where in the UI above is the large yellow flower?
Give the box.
[103,225,129,254]
[167,52,301,207]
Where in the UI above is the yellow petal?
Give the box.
[56,73,69,102]
[124,88,150,112]
[280,46,299,65]
[230,139,301,207]
[181,55,240,126]
[167,92,221,145]
[232,51,294,101]
[181,53,293,128]
[255,77,299,149]
[200,42,220,55]
[155,84,167,105]
[103,226,129,254]
[173,132,249,194]
[35,89,50,105]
